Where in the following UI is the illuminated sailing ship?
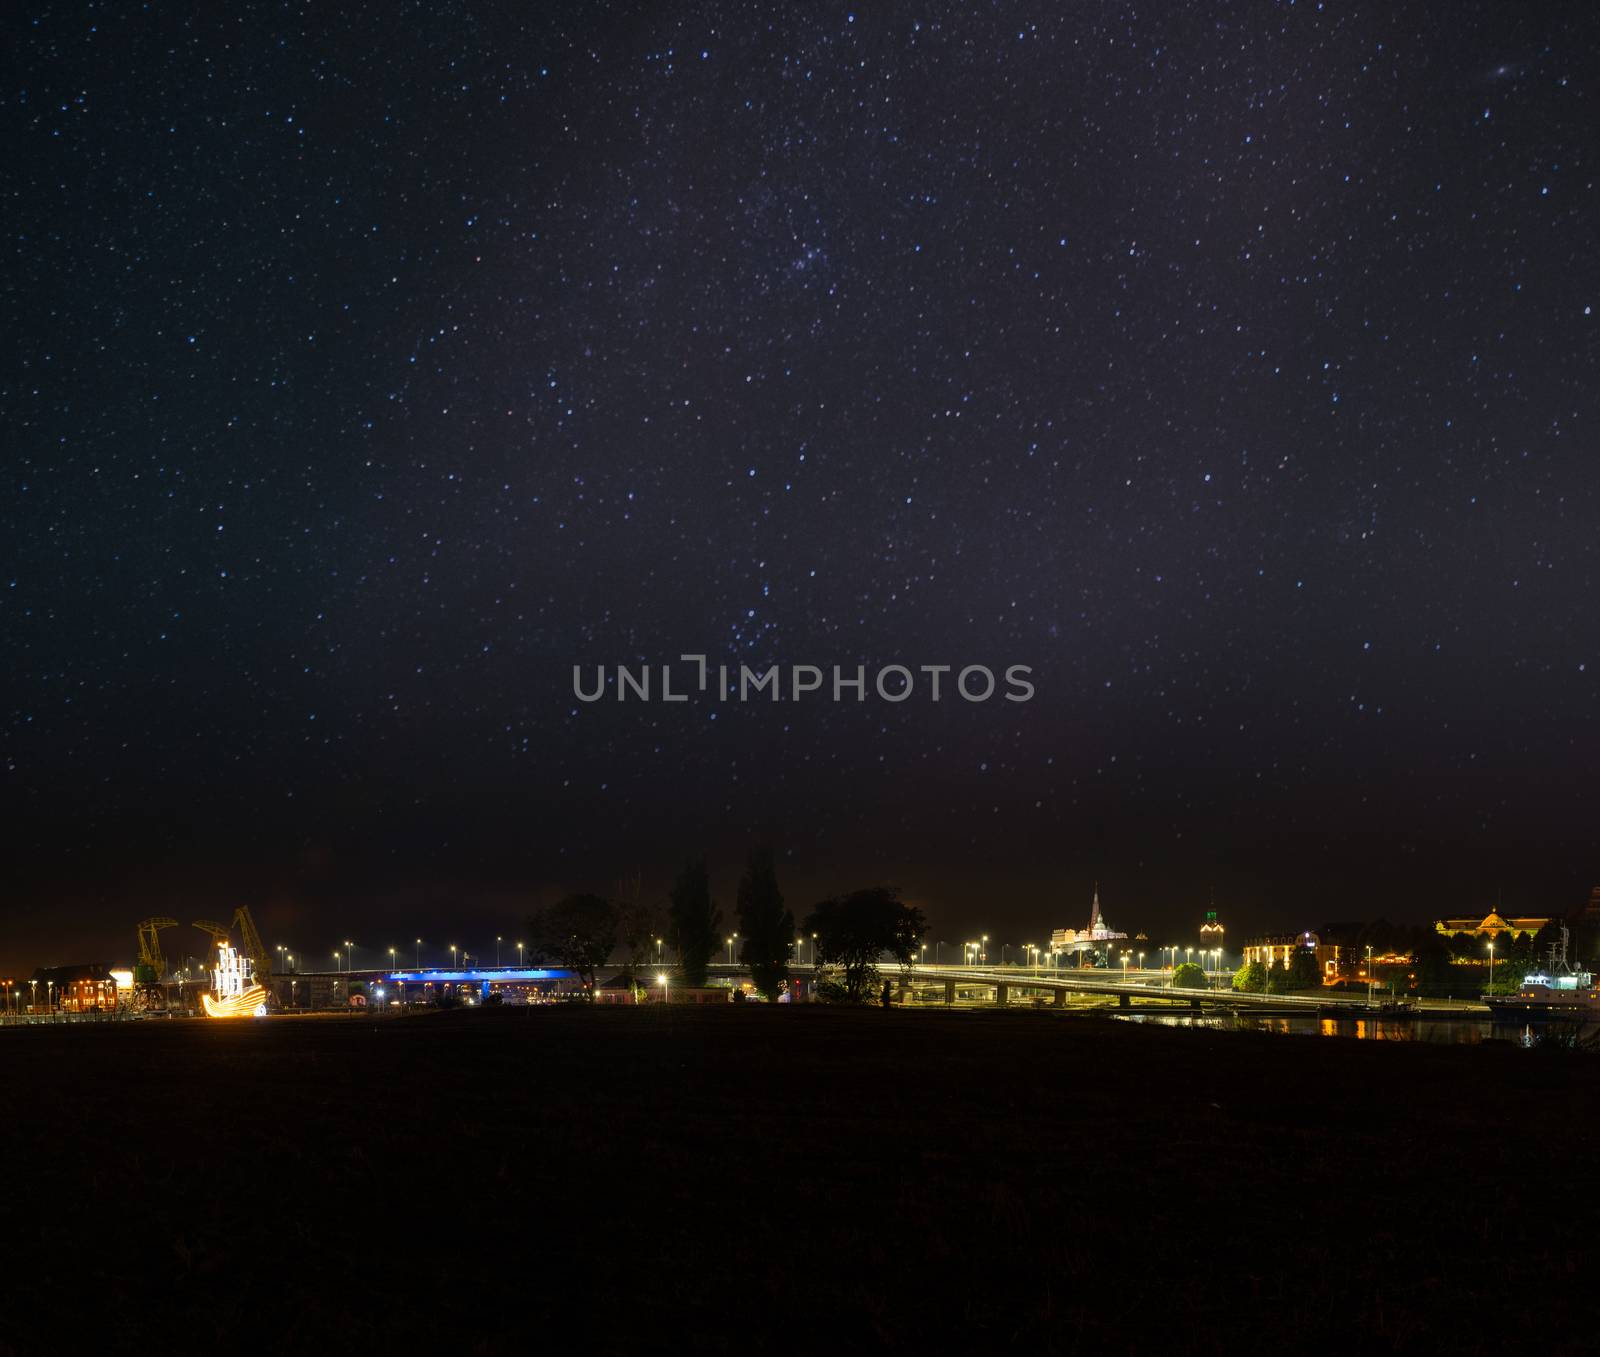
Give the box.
[201,938,268,1018]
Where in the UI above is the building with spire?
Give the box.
[1049,886,1128,956]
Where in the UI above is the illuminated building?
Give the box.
[1049,887,1128,955]
[1242,929,1409,982]
[1199,909,1224,946]
[1240,933,1314,968]
[1434,910,1548,940]
[29,964,119,1013]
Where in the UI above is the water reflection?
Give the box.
[1110,1012,1597,1044]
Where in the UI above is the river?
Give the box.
[1112,1011,1600,1044]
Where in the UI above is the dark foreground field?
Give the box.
[3,1006,1597,1354]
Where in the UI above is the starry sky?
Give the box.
[5,2,1599,972]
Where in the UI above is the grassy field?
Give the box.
[3,1005,1595,1354]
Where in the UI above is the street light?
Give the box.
[656,937,664,965]
[517,941,525,968]
[981,934,988,964]
[333,950,341,972]
[415,937,422,968]
[496,935,503,966]
[344,941,354,972]
[726,935,735,965]
[1121,953,1130,985]
[388,947,397,972]
[658,971,669,1005]
[1487,940,1496,991]
[1366,945,1374,1007]
[450,944,458,971]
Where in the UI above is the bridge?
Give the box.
[707,963,1485,1015]
[887,964,1306,1010]
[694,961,1314,1010]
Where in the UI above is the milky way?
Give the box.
[5,2,1598,964]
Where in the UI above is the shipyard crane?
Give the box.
[191,906,275,1007]
[132,916,178,1010]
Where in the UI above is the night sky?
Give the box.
[6,2,1599,973]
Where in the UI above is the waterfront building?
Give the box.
[28,963,118,1013]
[1434,910,1548,940]
[1240,933,1312,968]
[1199,908,1224,948]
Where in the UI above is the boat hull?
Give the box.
[1482,998,1600,1022]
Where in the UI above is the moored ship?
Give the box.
[1482,924,1600,1021]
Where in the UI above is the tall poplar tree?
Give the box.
[736,845,794,1000]
[668,858,719,987]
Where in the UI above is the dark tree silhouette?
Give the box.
[526,893,619,999]
[1286,946,1322,990]
[736,846,793,1000]
[668,859,720,987]
[804,886,927,1003]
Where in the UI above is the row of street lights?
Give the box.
[266,937,542,975]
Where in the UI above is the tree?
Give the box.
[615,895,664,986]
[1265,960,1292,994]
[1286,947,1321,991]
[526,893,619,999]
[1414,935,1455,997]
[1171,961,1207,989]
[1232,960,1267,994]
[667,859,720,987]
[803,886,928,1003]
[736,846,794,1000]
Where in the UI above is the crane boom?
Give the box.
[232,905,272,990]
[136,916,178,975]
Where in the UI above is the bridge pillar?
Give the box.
[1118,991,1130,1009]
[995,984,1009,1006]
[1054,987,1068,1007]
[943,980,956,1005]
